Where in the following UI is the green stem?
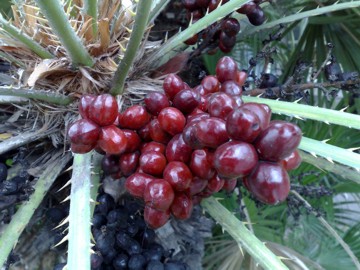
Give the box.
[299,137,360,171]
[84,0,98,36]
[148,0,171,24]
[34,0,94,67]
[0,14,53,59]
[242,96,360,130]
[299,150,360,185]
[291,191,360,270]
[146,0,249,67]
[90,152,103,216]
[0,87,74,105]
[0,152,71,268]
[110,0,152,95]
[239,1,360,38]
[0,51,26,68]
[201,197,289,270]
[67,153,93,270]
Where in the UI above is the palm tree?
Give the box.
[0,0,359,269]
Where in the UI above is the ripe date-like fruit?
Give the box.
[119,152,140,176]
[241,102,271,131]
[246,162,290,204]
[216,56,238,82]
[70,142,95,154]
[189,149,215,180]
[171,193,193,220]
[247,6,266,26]
[173,89,200,114]
[149,119,172,144]
[255,121,302,161]
[68,119,100,145]
[144,92,170,116]
[98,125,128,155]
[122,129,141,153]
[280,150,302,171]
[163,74,186,100]
[144,179,175,211]
[220,80,243,96]
[194,117,229,148]
[207,92,237,119]
[189,177,208,195]
[226,107,261,142]
[206,174,225,193]
[141,141,166,154]
[158,107,186,135]
[235,70,247,86]
[163,161,193,192]
[165,134,192,163]
[222,179,237,193]
[139,151,167,176]
[213,141,258,178]
[221,18,240,37]
[201,75,220,94]
[144,206,170,229]
[125,172,155,198]
[118,105,151,130]
[78,94,96,119]
[88,94,118,126]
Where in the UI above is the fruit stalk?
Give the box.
[110,0,153,95]
[0,152,71,268]
[83,0,98,36]
[201,196,289,270]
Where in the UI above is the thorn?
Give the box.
[57,180,71,192]
[61,196,70,203]
[321,138,330,143]
[64,165,73,172]
[52,235,68,248]
[325,157,334,164]
[347,147,360,152]
[310,152,317,158]
[340,106,348,112]
[127,9,136,17]
[221,227,225,233]
[256,94,262,98]
[90,199,98,204]
[214,197,223,201]
[188,13,193,26]
[119,43,126,52]
[202,209,206,215]
[294,97,303,103]
[90,249,96,254]
[53,217,69,230]
[238,245,244,257]
[125,26,132,33]
[324,121,330,125]
[294,115,304,120]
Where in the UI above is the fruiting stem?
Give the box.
[67,152,93,270]
[34,0,94,67]
[110,0,153,96]
[146,0,249,68]
[0,13,53,59]
[0,87,74,105]
[291,191,360,270]
[299,150,360,185]
[0,152,71,268]
[90,152,103,216]
[242,96,360,130]
[84,0,98,37]
[201,197,289,270]
[148,0,171,24]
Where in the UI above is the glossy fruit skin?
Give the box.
[194,117,229,148]
[246,162,290,205]
[173,89,200,114]
[241,102,271,131]
[237,2,256,14]
[219,32,236,51]
[119,152,140,176]
[189,177,208,195]
[137,122,152,142]
[226,107,261,142]
[182,125,203,149]
[119,105,151,130]
[221,18,240,36]
[144,206,170,229]
[70,142,95,154]
[158,107,186,135]
[68,119,100,145]
[163,74,185,100]
[207,92,237,119]
[182,0,198,10]
[222,179,237,192]
[189,149,215,180]
[144,179,175,211]
[235,70,247,86]
[171,193,193,220]
[163,161,193,192]
[122,129,141,153]
[141,141,166,154]
[280,150,302,171]
[102,155,120,175]
[144,92,170,116]
[255,121,302,161]
[201,75,220,94]
[98,125,128,155]
[125,172,155,198]
[139,151,167,176]
[78,94,96,119]
[216,56,238,82]
[247,6,266,26]
[213,141,258,178]
[88,94,118,126]
[220,80,242,96]
[149,119,172,144]
[165,134,192,163]
[206,174,225,193]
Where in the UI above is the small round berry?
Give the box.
[207,92,237,119]
[102,155,120,175]
[118,105,151,130]
[144,206,170,229]
[201,75,220,94]
[189,149,215,180]
[189,177,208,195]
[220,80,243,96]
[221,18,240,37]
[241,102,271,131]
[158,107,186,135]
[216,56,238,82]
[141,141,166,154]
[280,150,302,171]
[144,92,170,116]
[165,134,192,163]
[68,119,100,145]
[222,179,237,193]
[163,74,186,100]
[98,125,128,155]
[173,89,200,114]
[122,129,141,153]
[206,174,225,193]
[125,172,155,198]
[139,151,167,176]
[149,119,172,144]
[144,179,175,211]
[247,6,266,26]
[194,117,229,148]
[78,94,95,119]
[171,193,193,220]
[235,70,247,86]
[70,143,95,154]
[163,161,193,192]
[119,151,140,176]
[88,94,118,126]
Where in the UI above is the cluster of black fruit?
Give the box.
[182,0,266,53]
[92,193,190,269]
